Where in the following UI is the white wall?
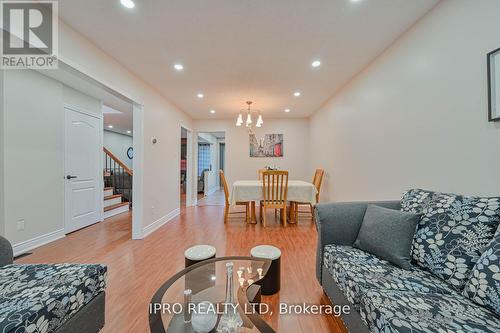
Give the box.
[63,85,102,113]
[0,19,194,244]
[3,70,64,248]
[194,118,310,188]
[310,0,500,202]
[104,130,133,169]
[1,70,102,251]
[59,21,193,236]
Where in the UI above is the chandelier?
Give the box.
[236,101,263,129]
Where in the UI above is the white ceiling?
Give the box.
[103,105,134,136]
[59,0,438,119]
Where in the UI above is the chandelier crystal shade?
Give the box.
[256,114,263,127]
[236,113,243,126]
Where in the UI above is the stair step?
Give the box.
[104,187,114,197]
[104,194,122,201]
[104,202,129,212]
[104,194,122,208]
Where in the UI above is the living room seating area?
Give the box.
[316,189,500,333]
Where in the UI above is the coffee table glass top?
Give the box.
[149,256,274,333]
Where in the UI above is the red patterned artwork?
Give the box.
[249,134,283,157]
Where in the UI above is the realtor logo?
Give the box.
[1,0,58,69]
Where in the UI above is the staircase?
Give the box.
[103,187,129,218]
[103,147,133,219]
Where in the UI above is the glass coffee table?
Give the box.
[149,256,276,333]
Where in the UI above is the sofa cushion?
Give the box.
[354,204,420,269]
[359,289,500,333]
[463,227,500,316]
[323,244,455,309]
[0,263,107,333]
[401,189,500,289]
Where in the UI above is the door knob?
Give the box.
[66,175,77,180]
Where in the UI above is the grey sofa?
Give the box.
[0,236,107,333]
[316,193,500,333]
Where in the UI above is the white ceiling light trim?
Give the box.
[120,0,135,9]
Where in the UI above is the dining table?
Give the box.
[230,180,318,223]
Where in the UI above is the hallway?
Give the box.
[196,188,225,206]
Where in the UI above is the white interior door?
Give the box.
[64,108,101,233]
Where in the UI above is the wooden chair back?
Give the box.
[258,168,267,180]
[219,170,230,205]
[261,170,289,207]
[312,168,325,202]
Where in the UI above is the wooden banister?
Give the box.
[103,147,133,176]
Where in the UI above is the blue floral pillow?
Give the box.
[463,229,500,316]
[401,189,500,290]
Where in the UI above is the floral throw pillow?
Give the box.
[463,229,500,316]
[401,189,500,290]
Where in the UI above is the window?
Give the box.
[198,143,211,176]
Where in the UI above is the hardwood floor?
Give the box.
[17,206,346,333]
[196,189,225,206]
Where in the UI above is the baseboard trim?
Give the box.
[142,208,180,238]
[13,229,65,257]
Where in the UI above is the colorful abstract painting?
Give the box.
[249,134,283,157]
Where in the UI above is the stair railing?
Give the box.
[103,147,133,206]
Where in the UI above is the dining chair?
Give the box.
[259,170,289,227]
[292,168,324,220]
[259,168,281,219]
[220,170,250,223]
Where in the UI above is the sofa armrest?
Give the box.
[315,200,401,283]
[0,236,13,267]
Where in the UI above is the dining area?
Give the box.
[220,168,324,226]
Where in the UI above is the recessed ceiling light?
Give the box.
[197,93,204,98]
[127,130,131,134]
[107,125,114,129]
[311,60,321,68]
[210,109,216,114]
[284,109,291,113]
[173,63,184,71]
[293,91,301,97]
[120,0,135,9]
